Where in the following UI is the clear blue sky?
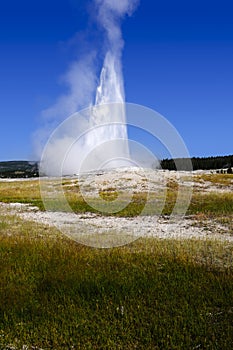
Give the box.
[0,0,232,161]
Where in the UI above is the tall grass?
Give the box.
[0,217,233,349]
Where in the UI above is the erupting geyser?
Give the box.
[40,0,139,176]
[83,51,130,172]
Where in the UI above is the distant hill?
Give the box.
[0,161,39,178]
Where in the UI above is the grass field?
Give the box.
[0,216,233,349]
[0,172,233,349]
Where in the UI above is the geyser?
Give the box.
[82,51,130,172]
[40,0,139,176]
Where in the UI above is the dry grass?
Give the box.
[194,173,233,186]
[0,180,41,202]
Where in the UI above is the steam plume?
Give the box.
[38,0,140,175]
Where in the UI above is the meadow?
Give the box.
[0,172,233,349]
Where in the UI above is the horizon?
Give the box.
[1,153,233,164]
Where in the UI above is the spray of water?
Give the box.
[84,50,130,171]
[39,0,139,175]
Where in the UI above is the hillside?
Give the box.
[0,161,39,178]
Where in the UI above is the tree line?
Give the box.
[161,155,233,171]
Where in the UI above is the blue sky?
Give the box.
[0,0,232,161]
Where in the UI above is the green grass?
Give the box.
[188,192,233,215]
[0,217,233,349]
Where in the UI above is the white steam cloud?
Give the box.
[37,0,140,175]
[42,54,97,120]
[95,0,139,50]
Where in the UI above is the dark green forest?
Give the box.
[161,155,233,172]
